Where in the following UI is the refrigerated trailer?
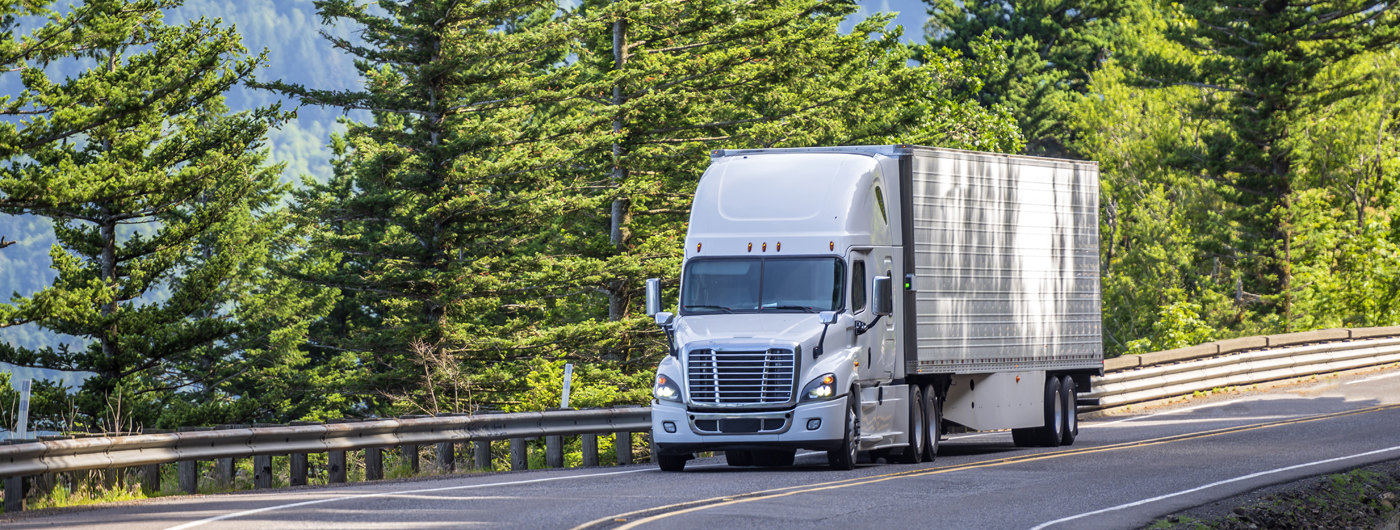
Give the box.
[644,145,1103,471]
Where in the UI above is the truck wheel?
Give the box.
[899,384,925,464]
[1060,376,1078,446]
[725,450,753,467]
[658,453,688,472]
[828,392,859,470]
[754,449,796,467]
[922,384,940,462]
[1036,376,1064,447]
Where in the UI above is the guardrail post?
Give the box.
[215,458,235,487]
[290,454,308,486]
[546,436,564,468]
[435,442,454,473]
[4,475,26,513]
[329,451,346,483]
[365,447,383,481]
[510,438,527,471]
[403,444,420,475]
[254,455,273,489]
[473,440,490,471]
[582,434,599,467]
[178,460,198,494]
[616,431,632,465]
[141,464,160,496]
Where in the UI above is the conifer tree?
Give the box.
[926,0,1149,154]
[1139,0,1400,327]
[262,0,587,414]
[0,1,322,428]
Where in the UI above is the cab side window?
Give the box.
[851,260,867,313]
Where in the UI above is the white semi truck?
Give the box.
[644,145,1102,471]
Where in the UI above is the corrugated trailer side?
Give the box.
[903,147,1102,375]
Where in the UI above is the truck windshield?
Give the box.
[680,257,844,314]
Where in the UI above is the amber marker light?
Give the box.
[762,242,767,252]
[747,242,752,252]
[829,241,834,251]
[776,242,781,252]
[696,242,701,252]
[822,374,834,385]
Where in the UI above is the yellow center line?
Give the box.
[574,403,1400,530]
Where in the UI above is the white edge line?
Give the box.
[1345,371,1400,385]
[1083,398,1249,428]
[162,467,657,530]
[1027,444,1400,530]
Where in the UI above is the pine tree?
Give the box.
[1138,0,1400,328]
[0,1,315,428]
[262,0,587,414]
[482,0,1024,408]
[926,0,1149,154]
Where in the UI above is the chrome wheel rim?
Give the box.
[912,391,923,455]
[1053,387,1064,437]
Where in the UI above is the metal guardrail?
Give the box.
[1,407,651,512]
[1086,333,1400,409]
[2,327,1399,513]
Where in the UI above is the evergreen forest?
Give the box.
[0,0,1396,433]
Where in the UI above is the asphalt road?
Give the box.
[7,364,1400,530]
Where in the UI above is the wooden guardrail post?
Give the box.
[290,453,308,486]
[473,440,490,470]
[178,460,198,494]
[5,475,26,512]
[435,442,454,473]
[582,434,599,467]
[329,451,346,483]
[510,438,527,471]
[616,431,632,465]
[253,455,273,489]
[365,447,383,480]
[215,458,234,487]
[141,464,160,496]
[403,444,420,474]
[545,436,564,468]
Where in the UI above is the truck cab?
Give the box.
[648,150,920,470]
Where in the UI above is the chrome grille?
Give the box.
[686,349,795,405]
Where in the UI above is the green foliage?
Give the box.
[0,0,338,429]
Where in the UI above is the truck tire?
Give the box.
[828,392,859,470]
[1036,376,1064,447]
[899,384,925,464]
[658,453,688,472]
[754,449,796,467]
[922,384,940,462]
[1060,376,1078,446]
[725,450,754,467]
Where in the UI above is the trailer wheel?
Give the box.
[922,384,940,462]
[725,450,753,467]
[899,385,925,464]
[1036,376,1064,447]
[828,392,859,470]
[1060,376,1078,446]
[658,453,688,472]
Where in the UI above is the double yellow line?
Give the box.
[571,403,1400,530]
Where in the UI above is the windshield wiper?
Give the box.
[683,305,734,314]
[768,305,817,313]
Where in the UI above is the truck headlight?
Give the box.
[801,373,838,401]
[653,374,683,402]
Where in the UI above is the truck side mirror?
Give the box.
[645,278,662,316]
[655,312,674,326]
[872,276,893,316]
[818,311,838,325]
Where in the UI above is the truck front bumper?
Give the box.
[651,397,847,455]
